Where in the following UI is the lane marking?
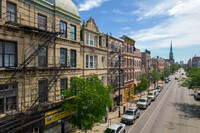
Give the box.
[127,76,174,133]
[139,79,174,133]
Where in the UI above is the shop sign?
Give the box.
[45,109,76,126]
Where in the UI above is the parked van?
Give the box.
[147,91,156,101]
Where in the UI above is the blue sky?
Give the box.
[72,0,200,63]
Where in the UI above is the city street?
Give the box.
[126,71,200,133]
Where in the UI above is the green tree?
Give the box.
[179,67,200,89]
[160,72,166,81]
[135,78,150,97]
[171,63,181,73]
[62,76,112,133]
[165,68,171,77]
[151,70,160,82]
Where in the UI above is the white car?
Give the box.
[121,106,140,124]
[147,91,156,101]
[153,89,159,97]
[194,90,200,100]
[104,123,126,133]
[137,97,150,109]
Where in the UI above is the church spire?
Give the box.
[169,41,174,62]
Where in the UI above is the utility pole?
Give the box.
[118,49,121,117]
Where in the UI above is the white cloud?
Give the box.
[122,27,131,30]
[78,0,109,11]
[129,0,200,50]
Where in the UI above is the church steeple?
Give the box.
[169,41,174,63]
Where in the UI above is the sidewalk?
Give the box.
[71,83,161,133]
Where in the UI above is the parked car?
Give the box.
[194,90,200,100]
[168,78,171,81]
[121,106,140,124]
[147,91,156,101]
[137,97,150,109]
[165,79,169,83]
[153,90,159,97]
[104,123,126,133]
[175,77,178,80]
[156,86,162,92]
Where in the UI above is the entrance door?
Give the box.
[39,80,48,104]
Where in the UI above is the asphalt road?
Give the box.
[125,69,200,133]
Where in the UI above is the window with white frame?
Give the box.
[101,57,105,67]
[103,38,105,46]
[86,33,89,45]
[86,55,97,68]
[86,33,97,46]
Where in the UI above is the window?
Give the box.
[38,47,47,67]
[103,39,105,46]
[86,55,97,68]
[60,48,67,67]
[44,0,54,4]
[129,59,130,66]
[60,21,67,38]
[70,77,76,96]
[86,33,89,45]
[125,72,127,81]
[111,41,114,51]
[7,2,16,22]
[132,72,134,79]
[102,57,105,67]
[115,43,118,52]
[128,72,130,80]
[6,96,16,111]
[70,50,76,67]
[60,78,67,99]
[111,57,114,67]
[0,83,17,113]
[0,0,2,19]
[115,57,118,67]
[39,80,48,103]
[111,74,114,85]
[125,45,127,52]
[94,36,97,46]
[0,40,17,67]
[70,25,76,40]
[119,44,121,52]
[125,58,127,66]
[38,14,46,30]
[101,76,105,85]
[0,99,3,113]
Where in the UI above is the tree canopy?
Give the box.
[179,67,200,89]
[151,70,160,82]
[62,76,112,132]
[171,63,181,73]
[135,77,150,96]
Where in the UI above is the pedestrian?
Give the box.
[105,113,108,123]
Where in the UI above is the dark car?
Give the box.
[165,79,169,83]
[175,77,178,80]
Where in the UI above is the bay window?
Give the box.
[86,33,97,46]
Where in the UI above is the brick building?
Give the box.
[107,35,124,107]
[192,56,200,68]
[141,49,152,78]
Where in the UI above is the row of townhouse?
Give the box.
[188,55,200,68]
[0,0,172,132]
[0,0,143,132]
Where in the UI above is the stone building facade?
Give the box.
[134,48,142,79]
[0,0,82,132]
[141,49,152,77]
[80,17,108,84]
